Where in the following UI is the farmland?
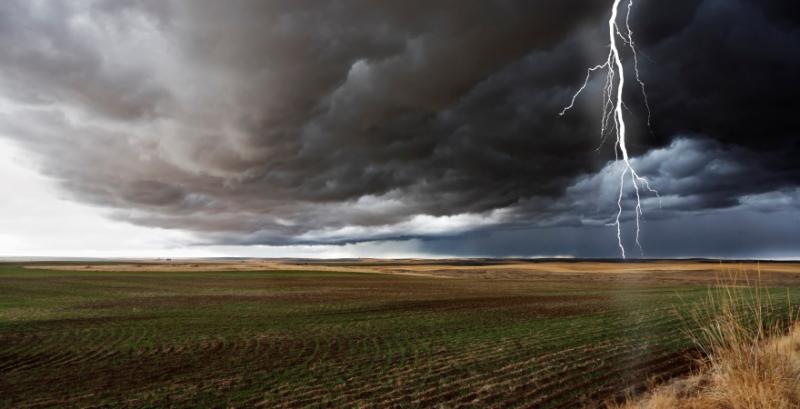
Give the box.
[2,260,799,408]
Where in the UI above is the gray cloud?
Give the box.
[0,0,797,254]
[418,205,800,259]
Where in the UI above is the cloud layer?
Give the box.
[0,0,798,253]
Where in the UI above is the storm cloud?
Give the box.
[0,0,798,255]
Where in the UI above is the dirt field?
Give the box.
[3,260,799,408]
[30,258,800,283]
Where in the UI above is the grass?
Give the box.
[613,272,800,409]
[1,263,799,408]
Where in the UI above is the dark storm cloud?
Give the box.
[639,0,800,155]
[546,138,797,223]
[0,0,798,250]
[417,205,800,259]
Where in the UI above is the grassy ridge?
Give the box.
[1,264,797,408]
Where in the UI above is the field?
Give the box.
[2,260,800,408]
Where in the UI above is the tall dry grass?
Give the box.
[612,270,800,409]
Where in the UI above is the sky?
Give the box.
[0,0,798,259]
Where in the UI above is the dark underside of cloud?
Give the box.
[0,0,798,255]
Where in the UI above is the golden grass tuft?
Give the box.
[612,271,800,409]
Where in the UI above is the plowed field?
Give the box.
[2,260,798,408]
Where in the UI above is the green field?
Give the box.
[1,263,797,408]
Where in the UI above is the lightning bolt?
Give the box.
[559,0,659,259]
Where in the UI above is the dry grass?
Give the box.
[24,260,800,286]
[613,273,800,409]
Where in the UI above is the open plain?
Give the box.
[3,260,800,408]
